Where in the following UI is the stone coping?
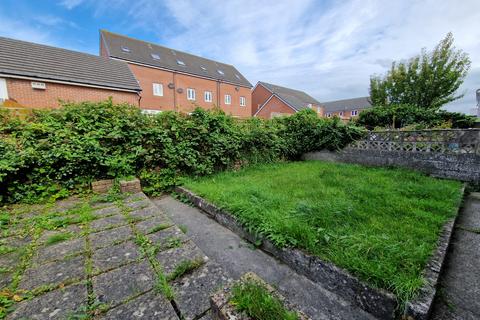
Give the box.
[210,272,310,320]
[175,185,466,320]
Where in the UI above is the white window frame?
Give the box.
[0,78,8,101]
[326,113,332,118]
[204,91,212,102]
[240,96,246,107]
[187,88,196,101]
[351,110,358,116]
[152,83,163,97]
[339,111,344,116]
[224,94,231,105]
[307,103,312,109]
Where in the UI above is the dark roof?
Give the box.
[322,97,372,112]
[0,36,141,92]
[258,81,320,111]
[101,30,252,88]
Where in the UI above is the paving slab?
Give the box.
[19,255,86,290]
[32,237,85,264]
[89,225,133,249]
[125,199,152,210]
[0,251,20,270]
[92,240,141,273]
[101,290,177,320]
[154,196,377,320]
[147,225,189,249]
[172,261,233,320]
[129,206,159,220]
[92,205,122,218]
[155,240,208,276]
[0,272,12,288]
[37,225,82,244]
[135,215,174,234]
[90,214,128,232]
[92,260,154,307]
[8,283,87,320]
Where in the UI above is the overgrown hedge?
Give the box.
[0,100,364,203]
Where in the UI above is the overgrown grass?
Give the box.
[184,161,463,303]
[166,258,204,282]
[45,232,73,246]
[231,279,298,320]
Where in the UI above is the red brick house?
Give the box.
[322,97,372,121]
[100,30,252,117]
[252,82,323,119]
[0,36,141,109]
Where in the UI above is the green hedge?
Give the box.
[0,100,364,203]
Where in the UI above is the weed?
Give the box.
[148,223,171,234]
[167,258,204,282]
[178,225,188,234]
[230,279,298,320]
[45,232,73,246]
[165,237,182,249]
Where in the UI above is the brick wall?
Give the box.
[5,78,139,109]
[251,84,272,115]
[127,63,251,117]
[255,95,296,119]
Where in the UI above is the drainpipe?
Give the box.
[173,72,177,112]
[217,80,221,108]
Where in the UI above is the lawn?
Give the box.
[183,161,464,303]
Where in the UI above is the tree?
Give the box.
[370,33,471,110]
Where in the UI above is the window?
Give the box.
[204,91,212,102]
[121,46,130,53]
[326,113,332,118]
[142,109,161,115]
[351,110,358,116]
[235,74,241,80]
[317,106,322,113]
[240,96,246,107]
[177,60,186,66]
[224,94,231,105]
[152,83,163,96]
[200,66,208,72]
[307,103,312,109]
[0,78,8,101]
[151,53,160,60]
[187,88,196,101]
[217,69,225,76]
[339,111,344,116]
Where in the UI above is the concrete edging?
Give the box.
[175,186,465,320]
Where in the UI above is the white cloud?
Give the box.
[59,0,84,10]
[121,0,480,113]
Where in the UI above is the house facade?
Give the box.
[0,36,141,109]
[100,30,252,117]
[252,82,323,119]
[322,97,372,121]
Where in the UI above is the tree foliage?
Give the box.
[370,33,471,110]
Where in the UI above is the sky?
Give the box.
[0,0,479,114]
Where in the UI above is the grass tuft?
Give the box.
[167,258,204,282]
[184,161,464,303]
[148,223,171,234]
[231,279,298,320]
[45,232,73,246]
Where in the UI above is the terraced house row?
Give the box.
[0,30,371,119]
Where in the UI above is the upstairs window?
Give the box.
[240,96,246,107]
[235,74,241,80]
[152,83,163,96]
[0,78,8,101]
[121,46,130,53]
[326,113,332,118]
[151,53,160,60]
[217,69,225,76]
[177,60,186,66]
[204,91,213,102]
[224,94,231,105]
[351,110,358,116]
[200,66,208,72]
[307,103,312,109]
[339,111,344,116]
[187,88,196,101]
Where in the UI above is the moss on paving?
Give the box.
[184,161,464,303]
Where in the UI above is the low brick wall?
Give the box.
[119,178,142,193]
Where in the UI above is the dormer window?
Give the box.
[217,69,225,76]
[151,53,160,60]
[121,46,130,53]
[177,60,186,66]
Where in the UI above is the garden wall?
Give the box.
[303,129,480,182]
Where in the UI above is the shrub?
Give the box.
[356,104,476,129]
[0,100,363,203]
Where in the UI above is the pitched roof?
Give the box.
[0,36,141,92]
[257,81,320,111]
[101,30,252,88]
[322,97,372,112]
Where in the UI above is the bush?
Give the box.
[356,104,476,129]
[0,101,363,203]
